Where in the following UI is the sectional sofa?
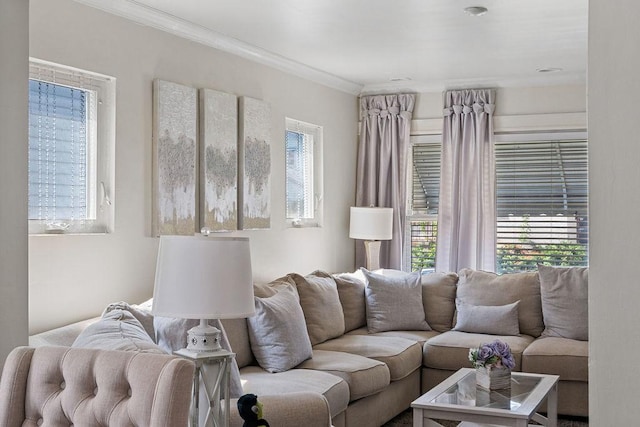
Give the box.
[28,265,588,427]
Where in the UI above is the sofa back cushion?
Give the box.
[220,318,254,368]
[290,272,346,345]
[332,271,367,332]
[456,269,544,337]
[538,264,589,341]
[421,272,458,332]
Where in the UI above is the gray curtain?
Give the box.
[356,94,415,270]
[435,89,496,272]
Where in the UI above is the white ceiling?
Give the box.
[76,0,588,95]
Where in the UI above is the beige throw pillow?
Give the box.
[247,284,313,373]
[362,268,431,333]
[291,272,346,345]
[333,272,367,332]
[453,300,521,336]
[457,269,544,337]
[538,264,589,341]
[421,272,458,332]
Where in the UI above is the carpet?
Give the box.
[382,409,588,426]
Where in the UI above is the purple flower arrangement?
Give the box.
[468,339,516,370]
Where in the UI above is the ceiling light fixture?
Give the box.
[464,6,488,16]
[537,67,563,73]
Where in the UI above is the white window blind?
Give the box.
[496,137,588,272]
[406,137,440,271]
[285,118,323,227]
[28,59,115,234]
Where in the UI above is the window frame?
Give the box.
[28,58,115,235]
[284,117,323,228]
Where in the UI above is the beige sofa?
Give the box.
[28,266,589,427]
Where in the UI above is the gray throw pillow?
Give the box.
[247,284,313,373]
[538,264,589,341]
[72,309,164,353]
[453,300,521,336]
[291,272,345,345]
[362,268,431,333]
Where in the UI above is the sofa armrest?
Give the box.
[229,392,331,427]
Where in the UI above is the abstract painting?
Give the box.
[152,79,197,236]
[238,97,271,230]
[199,88,238,232]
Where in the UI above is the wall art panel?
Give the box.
[200,88,238,232]
[152,79,197,236]
[238,96,271,230]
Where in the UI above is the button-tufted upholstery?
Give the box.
[0,346,194,427]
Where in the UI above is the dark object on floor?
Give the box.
[238,393,271,427]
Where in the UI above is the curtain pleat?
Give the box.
[436,89,496,272]
[356,94,415,270]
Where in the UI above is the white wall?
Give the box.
[28,0,358,333]
[0,0,29,362]
[588,0,640,423]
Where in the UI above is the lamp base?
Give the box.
[186,319,222,352]
[364,240,382,270]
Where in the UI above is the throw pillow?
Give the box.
[362,268,431,333]
[453,300,521,336]
[538,264,589,341]
[102,300,155,340]
[291,272,345,345]
[72,309,164,353]
[457,269,544,337]
[247,284,313,373]
[332,272,367,332]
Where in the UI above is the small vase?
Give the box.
[475,365,511,390]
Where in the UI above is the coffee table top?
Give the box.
[412,368,559,420]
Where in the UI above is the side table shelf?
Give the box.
[175,349,234,427]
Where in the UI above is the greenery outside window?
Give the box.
[285,118,323,227]
[28,59,115,234]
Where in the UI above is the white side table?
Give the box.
[175,348,234,427]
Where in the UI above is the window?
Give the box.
[28,59,115,234]
[405,135,441,271]
[285,118,323,227]
[406,132,588,273]
[495,133,588,272]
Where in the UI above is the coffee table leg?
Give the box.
[412,408,422,427]
[547,382,558,427]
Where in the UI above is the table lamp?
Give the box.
[349,206,393,270]
[152,235,255,353]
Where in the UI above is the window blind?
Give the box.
[411,143,441,215]
[28,79,89,221]
[496,140,588,272]
[285,130,314,219]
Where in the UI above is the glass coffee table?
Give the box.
[411,368,559,427]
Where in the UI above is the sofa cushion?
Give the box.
[362,269,431,333]
[522,337,588,382]
[314,335,422,381]
[247,284,313,373]
[332,272,367,333]
[422,331,534,371]
[421,272,458,332]
[453,300,520,336]
[538,265,589,341]
[240,365,350,418]
[346,326,440,345]
[298,350,390,401]
[221,318,253,368]
[72,309,164,354]
[457,269,544,337]
[291,272,345,345]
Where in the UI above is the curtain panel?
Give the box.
[436,89,496,272]
[356,94,415,270]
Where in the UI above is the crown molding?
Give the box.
[73,0,363,95]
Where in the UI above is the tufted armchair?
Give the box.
[0,346,195,427]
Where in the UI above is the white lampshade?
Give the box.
[152,235,255,320]
[349,207,393,241]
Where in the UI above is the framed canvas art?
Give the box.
[152,79,197,236]
[238,96,271,230]
[200,88,238,232]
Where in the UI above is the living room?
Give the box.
[0,0,636,425]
